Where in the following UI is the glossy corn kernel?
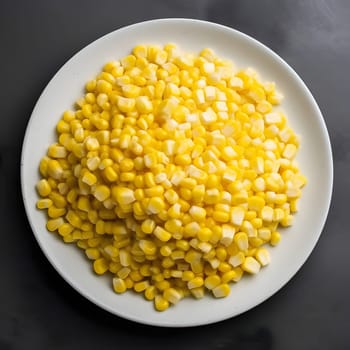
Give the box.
[93,258,109,275]
[255,247,271,266]
[204,275,221,290]
[154,295,169,311]
[144,285,157,300]
[163,288,182,304]
[187,277,204,290]
[36,179,51,197]
[212,284,230,298]
[242,256,261,274]
[36,198,53,209]
[113,277,127,293]
[154,226,171,242]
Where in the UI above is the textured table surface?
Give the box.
[1,1,349,349]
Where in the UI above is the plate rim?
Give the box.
[20,18,333,327]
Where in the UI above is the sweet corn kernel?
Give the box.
[221,270,237,283]
[154,295,169,311]
[187,277,204,290]
[144,285,157,300]
[242,256,261,274]
[36,198,53,209]
[270,231,281,246]
[36,179,52,197]
[255,247,271,266]
[154,226,172,242]
[113,277,127,293]
[112,187,135,205]
[163,288,182,304]
[235,232,249,251]
[93,258,109,275]
[141,219,156,234]
[212,284,230,298]
[204,275,221,290]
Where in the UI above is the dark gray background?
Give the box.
[1,0,349,349]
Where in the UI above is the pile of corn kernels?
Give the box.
[36,44,306,311]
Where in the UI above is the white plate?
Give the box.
[21,18,333,327]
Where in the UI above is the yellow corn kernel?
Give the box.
[234,232,249,251]
[155,280,170,291]
[144,285,157,301]
[218,261,231,273]
[104,245,119,258]
[102,166,117,182]
[132,45,148,58]
[139,264,151,277]
[212,284,230,298]
[135,96,153,113]
[255,247,271,266]
[204,275,221,290]
[120,172,135,182]
[36,198,53,209]
[47,206,66,219]
[260,206,274,222]
[46,218,64,232]
[190,286,204,299]
[117,267,131,279]
[189,206,206,222]
[48,144,67,159]
[270,231,281,246]
[197,227,212,242]
[182,271,195,282]
[147,197,165,214]
[141,219,156,234]
[164,189,179,205]
[144,185,164,197]
[153,226,172,242]
[93,185,110,202]
[144,172,156,187]
[56,119,70,133]
[159,245,172,257]
[93,258,109,275]
[187,277,204,289]
[213,211,230,223]
[112,186,135,205]
[85,248,100,260]
[81,171,97,186]
[117,96,135,113]
[121,84,140,98]
[221,270,237,283]
[119,249,131,266]
[113,277,127,293]
[242,256,261,274]
[154,295,169,312]
[281,214,293,227]
[228,251,244,267]
[163,288,182,304]
[167,203,181,219]
[248,196,265,211]
[124,277,134,289]
[57,223,74,237]
[36,179,52,197]
[171,250,185,260]
[184,222,200,237]
[230,206,245,226]
[139,240,157,255]
[120,54,136,69]
[134,281,150,293]
[66,210,82,228]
